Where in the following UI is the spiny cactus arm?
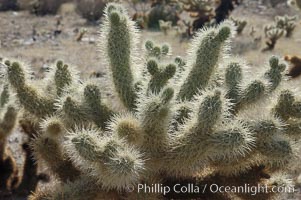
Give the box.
[224,61,242,105]
[33,134,81,182]
[100,3,138,110]
[0,85,18,141]
[161,44,170,56]
[33,118,80,182]
[65,128,144,190]
[177,22,233,101]
[137,87,174,157]
[83,84,113,129]
[212,118,294,175]
[273,90,295,120]
[59,96,89,126]
[211,152,259,176]
[171,103,192,131]
[288,102,301,118]
[256,138,294,169]
[283,119,301,139]
[0,85,9,108]
[145,40,170,59]
[0,106,18,141]
[264,56,286,91]
[107,113,143,146]
[250,119,281,139]
[0,91,18,161]
[207,121,255,164]
[233,57,286,111]
[40,116,65,137]
[195,90,224,133]
[5,61,56,118]
[235,80,266,111]
[54,61,73,96]
[274,94,301,119]
[199,118,257,176]
[174,56,186,69]
[165,90,226,176]
[246,117,295,168]
[146,59,176,94]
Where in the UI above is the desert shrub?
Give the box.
[148,2,180,29]
[126,0,150,29]
[30,0,64,15]
[269,0,284,7]
[0,0,18,11]
[75,0,107,22]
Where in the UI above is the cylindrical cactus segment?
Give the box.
[33,134,80,182]
[177,24,232,101]
[54,61,73,96]
[264,56,286,91]
[139,88,174,157]
[236,80,265,110]
[6,62,56,118]
[225,62,242,105]
[83,84,112,129]
[108,113,143,145]
[0,106,18,140]
[66,128,144,190]
[103,3,137,110]
[0,85,10,108]
[196,90,223,132]
[273,90,295,120]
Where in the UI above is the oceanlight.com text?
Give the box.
[127,183,298,196]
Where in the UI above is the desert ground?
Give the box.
[1,0,301,199]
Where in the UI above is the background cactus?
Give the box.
[230,17,247,35]
[159,20,172,35]
[275,15,298,37]
[1,3,301,200]
[0,84,19,197]
[262,24,284,51]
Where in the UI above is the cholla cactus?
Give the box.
[262,24,285,51]
[0,62,50,198]
[159,20,172,35]
[0,83,19,196]
[230,17,247,35]
[1,3,301,200]
[275,15,298,37]
[177,0,215,30]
